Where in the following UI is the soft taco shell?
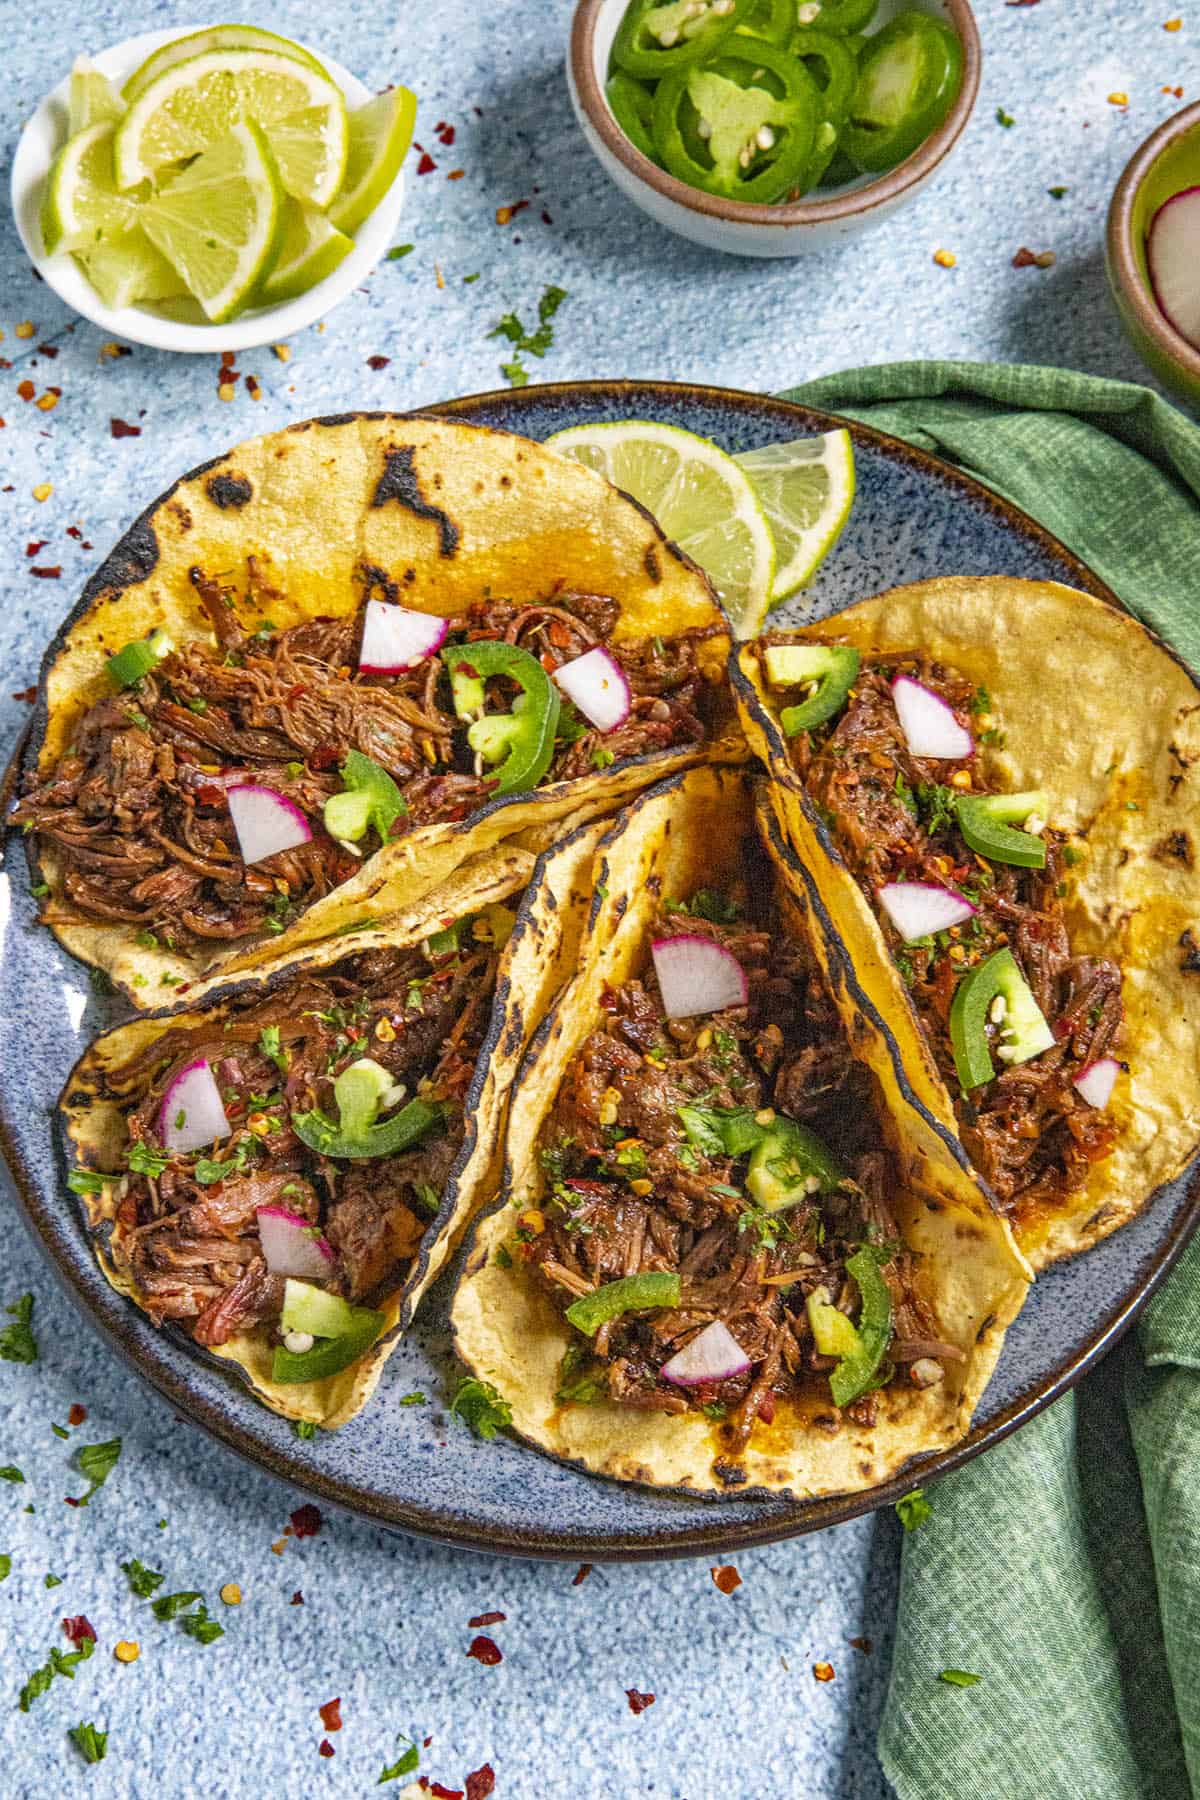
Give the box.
[58,816,609,1428]
[451,766,1029,1500]
[732,576,1200,1269]
[23,413,743,1005]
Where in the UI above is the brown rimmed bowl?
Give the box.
[567,0,980,257]
[1106,99,1200,412]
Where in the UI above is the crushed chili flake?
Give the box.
[31,566,62,579]
[318,1739,335,1759]
[273,343,291,361]
[427,1784,463,1799]
[290,1591,304,1605]
[66,525,82,539]
[495,200,530,225]
[36,389,61,411]
[99,342,131,359]
[110,418,141,438]
[417,152,437,175]
[289,1503,322,1538]
[813,1661,836,1682]
[1004,1,1041,7]
[711,1565,742,1595]
[572,1564,592,1586]
[37,343,58,358]
[63,1616,96,1645]
[68,1404,87,1425]
[218,383,236,402]
[270,1538,287,1555]
[435,123,456,145]
[1163,84,1184,96]
[367,355,390,369]
[1012,246,1056,268]
[17,379,35,401]
[245,374,262,400]
[64,1496,81,1508]
[1108,91,1129,106]
[466,1635,502,1666]
[541,210,553,225]
[625,1689,655,1714]
[447,169,465,180]
[850,1636,874,1654]
[932,248,957,268]
[467,1611,506,1629]
[15,321,35,339]
[1165,17,1182,27]
[465,1766,495,1800]
[319,1697,342,1732]
[13,686,37,704]
[26,540,47,556]
[220,349,236,367]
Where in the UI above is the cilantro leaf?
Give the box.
[378,1735,420,1783]
[293,1420,317,1441]
[178,1604,224,1644]
[68,1721,108,1763]
[0,1293,37,1364]
[938,1668,982,1687]
[152,1590,202,1621]
[449,1377,512,1441]
[68,1168,108,1197]
[73,1438,121,1506]
[0,1465,25,1483]
[126,1141,169,1179]
[258,1025,289,1075]
[121,1558,165,1599]
[19,1636,94,1712]
[0,1555,10,1581]
[895,1488,932,1532]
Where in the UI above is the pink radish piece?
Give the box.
[878,882,976,943]
[552,647,632,733]
[661,1320,751,1386]
[651,935,749,1018]
[256,1205,335,1280]
[1073,1057,1120,1109]
[159,1058,231,1155]
[227,785,312,867]
[1147,186,1200,352]
[358,600,449,674]
[891,674,974,760]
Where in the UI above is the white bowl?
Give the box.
[10,27,406,352]
[566,0,980,258]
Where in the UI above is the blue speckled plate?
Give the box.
[4,380,1197,1561]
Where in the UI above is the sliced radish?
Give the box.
[358,600,449,674]
[159,1058,231,1156]
[661,1319,751,1386]
[227,785,312,867]
[878,881,975,943]
[1147,186,1200,352]
[552,647,631,734]
[651,935,749,1019]
[891,674,974,760]
[1073,1057,1120,1109]
[256,1205,335,1281]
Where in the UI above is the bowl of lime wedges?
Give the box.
[10,25,416,352]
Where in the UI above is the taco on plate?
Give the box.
[451,767,1028,1498]
[732,577,1200,1269]
[59,819,606,1428]
[13,414,740,1004]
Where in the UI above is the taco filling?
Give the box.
[757,637,1123,1230]
[69,918,507,1378]
[14,579,723,950]
[506,885,952,1455]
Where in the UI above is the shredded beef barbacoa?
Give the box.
[518,888,944,1453]
[14,581,723,949]
[769,642,1123,1227]
[102,931,499,1348]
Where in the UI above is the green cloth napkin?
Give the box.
[779,363,1200,1800]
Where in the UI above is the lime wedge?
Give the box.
[75,227,188,309]
[734,430,856,603]
[139,120,283,322]
[113,48,348,209]
[69,55,125,132]
[122,25,327,102]
[40,121,142,255]
[261,198,353,301]
[545,420,775,639]
[327,87,417,235]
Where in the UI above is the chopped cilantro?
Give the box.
[398,1392,426,1407]
[293,1420,318,1441]
[413,1184,440,1215]
[0,1554,10,1580]
[494,1243,514,1269]
[121,1558,165,1598]
[736,1205,790,1250]
[969,686,992,715]
[186,696,208,715]
[938,1668,982,1687]
[152,1590,202,1621]
[895,1488,932,1532]
[556,1342,607,1404]
[1048,185,1068,198]
[68,1721,108,1764]
[19,1635,94,1711]
[126,1141,169,1179]
[1063,844,1081,866]
[701,1401,727,1420]
[73,1438,121,1506]
[893,771,917,816]
[179,1604,224,1644]
[44,1572,63,1588]
[500,359,529,388]
[449,1377,512,1441]
[996,107,1014,127]
[0,1293,37,1364]
[463,271,481,283]
[386,243,415,260]
[591,747,615,770]
[555,702,589,745]
[378,1735,420,1783]
[491,284,568,385]
[916,782,957,836]
[0,1466,25,1483]
[258,1024,289,1075]
[615,1141,648,1179]
[51,1425,69,1441]
[689,888,740,923]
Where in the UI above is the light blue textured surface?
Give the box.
[0,1,1185,1794]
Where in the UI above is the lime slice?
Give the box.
[261,198,353,301]
[327,87,417,235]
[545,420,775,639]
[122,25,327,102]
[113,48,348,209]
[40,122,142,255]
[139,120,283,322]
[68,55,125,132]
[75,227,188,309]
[734,430,856,603]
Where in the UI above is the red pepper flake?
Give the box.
[850,1636,874,1654]
[110,418,141,438]
[541,210,553,225]
[367,355,391,370]
[466,1635,502,1665]
[625,1689,655,1714]
[220,349,237,367]
[427,1785,464,1799]
[63,1616,96,1645]
[13,685,37,704]
[290,1590,304,1605]
[17,379,35,402]
[25,540,47,556]
[465,1766,495,1800]
[467,1611,506,1629]
[495,200,529,226]
[711,1565,742,1595]
[435,123,456,145]
[68,1403,87,1426]
[319,1698,342,1732]
[31,566,62,579]
[289,1502,322,1538]
[64,1496,81,1508]
[758,1392,776,1425]
[417,152,437,175]
[572,1564,592,1586]
[66,525,82,539]
[38,343,59,358]
[318,1739,335,1759]
[1163,84,1184,97]
[1012,246,1057,268]
[447,169,465,181]
[1004,0,1041,6]
[813,1661,836,1682]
